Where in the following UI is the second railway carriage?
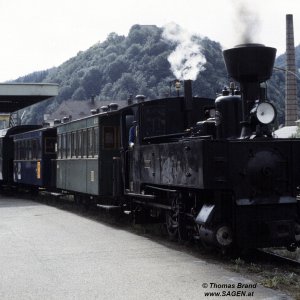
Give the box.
[56,105,120,200]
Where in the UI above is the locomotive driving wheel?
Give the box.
[165,197,188,242]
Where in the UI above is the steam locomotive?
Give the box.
[0,43,300,252]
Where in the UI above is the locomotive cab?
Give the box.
[124,95,215,195]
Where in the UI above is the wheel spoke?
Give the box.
[165,197,188,242]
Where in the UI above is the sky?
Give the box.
[0,0,299,82]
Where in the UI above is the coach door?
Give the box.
[99,114,120,196]
[120,106,141,193]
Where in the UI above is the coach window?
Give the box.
[57,135,60,159]
[67,133,71,158]
[88,128,93,157]
[75,131,79,157]
[58,135,61,159]
[62,134,66,158]
[17,142,20,160]
[37,140,41,159]
[13,141,16,159]
[25,140,28,160]
[93,127,99,157]
[27,140,31,160]
[36,139,40,159]
[32,140,37,160]
[82,129,87,157]
[77,130,82,158]
[23,141,26,160]
[19,141,24,160]
[13,141,17,159]
[18,141,21,160]
[94,127,99,157]
[17,141,21,160]
[24,141,28,160]
[24,141,27,160]
[59,134,62,158]
[18,142,21,160]
[19,141,22,160]
[71,132,76,158]
[23,141,27,160]
[65,134,68,158]
[75,131,78,157]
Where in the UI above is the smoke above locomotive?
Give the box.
[163,0,262,82]
[162,23,206,80]
[231,0,262,45]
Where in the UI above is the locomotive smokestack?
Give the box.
[285,14,298,126]
[223,44,276,83]
[223,44,276,137]
[184,80,192,109]
[184,80,193,128]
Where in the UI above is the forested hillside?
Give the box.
[13,24,300,126]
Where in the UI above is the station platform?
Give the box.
[0,196,291,299]
[0,83,58,113]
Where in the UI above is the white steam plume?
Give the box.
[162,23,206,80]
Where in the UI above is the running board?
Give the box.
[96,204,122,212]
[125,192,156,199]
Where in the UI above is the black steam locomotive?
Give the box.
[0,43,299,252]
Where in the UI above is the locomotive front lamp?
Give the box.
[255,102,276,124]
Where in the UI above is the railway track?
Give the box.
[242,248,300,271]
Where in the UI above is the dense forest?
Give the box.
[13,24,300,126]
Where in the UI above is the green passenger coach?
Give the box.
[56,111,121,198]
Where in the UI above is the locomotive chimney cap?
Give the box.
[223,43,276,83]
[234,43,265,48]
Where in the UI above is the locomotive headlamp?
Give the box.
[254,102,276,124]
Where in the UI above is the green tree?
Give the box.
[72,87,87,100]
[82,68,102,98]
[106,57,128,81]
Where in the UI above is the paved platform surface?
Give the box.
[0,196,292,300]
